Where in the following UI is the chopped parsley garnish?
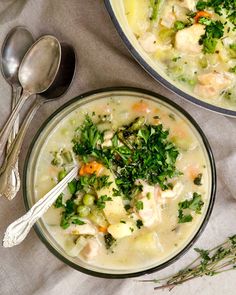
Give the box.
[104,233,116,249]
[54,193,64,208]
[194,173,203,186]
[229,66,236,73]
[96,195,112,210]
[196,0,236,27]
[178,192,204,223]
[199,20,224,54]
[174,21,186,30]
[72,116,180,199]
[136,219,144,229]
[135,200,144,211]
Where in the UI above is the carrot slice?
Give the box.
[194,11,212,23]
[98,226,107,233]
[132,101,150,113]
[79,161,103,176]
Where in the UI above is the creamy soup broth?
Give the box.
[34,95,211,271]
[123,0,236,111]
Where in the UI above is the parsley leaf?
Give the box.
[135,200,144,211]
[178,192,204,223]
[104,233,116,249]
[96,195,112,209]
[54,193,64,208]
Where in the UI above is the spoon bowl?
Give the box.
[1,26,34,86]
[0,35,61,157]
[0,42,76,200]
[19,35,61,94]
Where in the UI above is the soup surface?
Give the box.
[123,0,236,111]
[34,95,210,271]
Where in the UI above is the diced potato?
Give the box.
[134,232,162,252]
[97,168,127,224]
[175,24,205,54]
[123,0,150,36]
[108,221,134,239]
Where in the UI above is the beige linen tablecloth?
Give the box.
[0,1,236,294]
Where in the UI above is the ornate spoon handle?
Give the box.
[0,98,43,200]
[0,90,30,157]
[3,166,78,248]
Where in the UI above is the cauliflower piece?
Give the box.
[175,24,205,54]
[139,32,158,53]
[160,5,176,28]
[101,130,114,148]
[194,71,233,99]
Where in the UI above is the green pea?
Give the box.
[83,194,95,206]
[77,205,90,217]
[58,169,67,181]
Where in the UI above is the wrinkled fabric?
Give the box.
[0,1,235,295]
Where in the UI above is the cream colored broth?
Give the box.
[123,0,236,111]
[34,96,210,271]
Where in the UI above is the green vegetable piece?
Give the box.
[174,21,185,30]
[229,66,236,73]
[150,0,160,21]
[71,218,85,225]
[129,116,145,131]
[68,179,77,195]
[178,192,204,223]
[61,150,73,163]
[194,173,203,185]
[136,219,144,229]
[77,205,90,217]
[96,195,112,210]
[54,193,64,208]
[58,169,67,182]
[83,194,95,206]
[104,233,116,249]
[135,200,144,211]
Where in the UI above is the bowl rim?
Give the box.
[23,86,217,279]
[104,0,236,118]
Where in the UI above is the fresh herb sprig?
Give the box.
[140,235,236,290]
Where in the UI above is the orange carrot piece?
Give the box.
[79,161,103,176]
[132,101,150,113]
[194,11,212,23]
[98,226,107,233]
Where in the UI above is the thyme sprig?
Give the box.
[141,235,236,291]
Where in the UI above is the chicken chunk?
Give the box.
[177,0,196,11]
[80,238,100,260]
[194,71,233,99]
[161,182,183,199]
[175,24,205,54]
[139,32,158,53]
[108,221,134,240]
[135,180,161,227]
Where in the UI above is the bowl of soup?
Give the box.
[104,0,236,117]
[23,87,216,278]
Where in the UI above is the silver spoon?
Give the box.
[1,26,34,194]
[3,166,78,247]
[0,43,76,200]
[0,35,61,157]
